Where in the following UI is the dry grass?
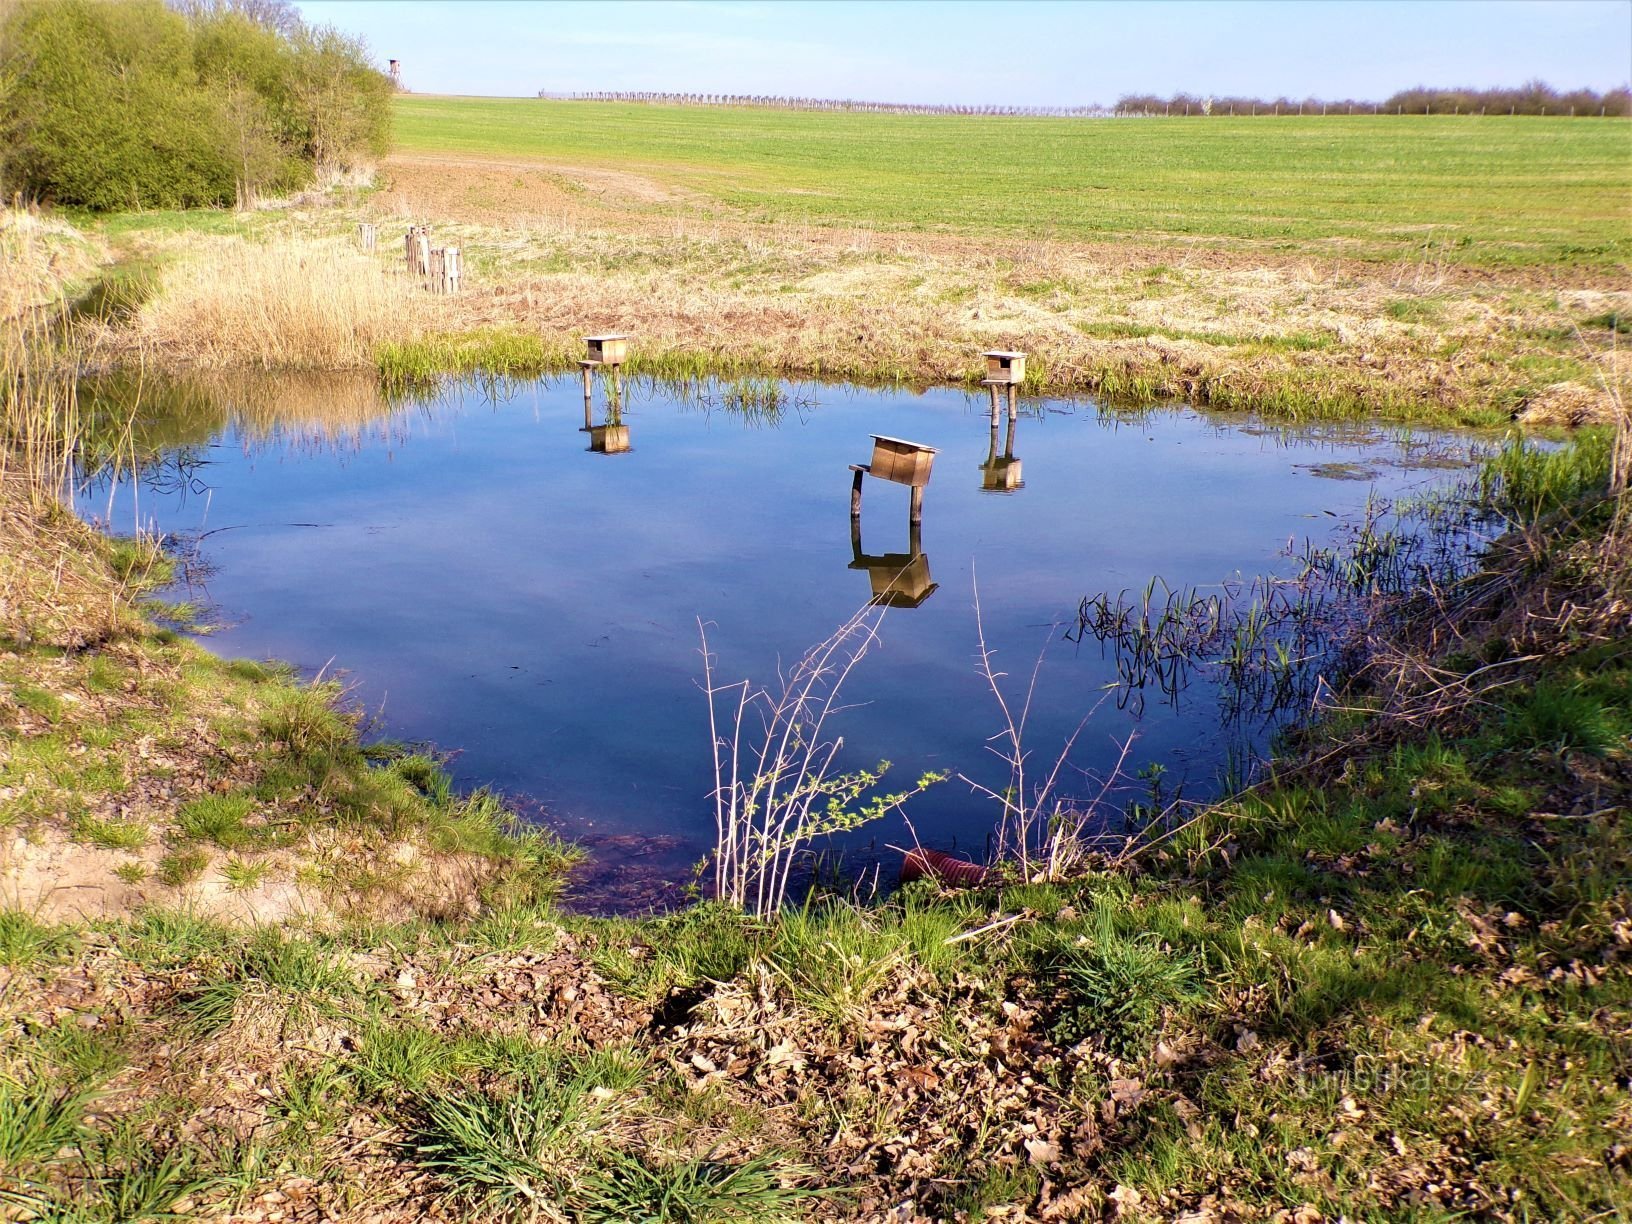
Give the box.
[130,235,426,369]
[0,206,105,322]
[0,488,148,651]
[357,152,1630,424]
[21,150,1607,426]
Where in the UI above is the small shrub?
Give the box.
[0,0,390,211]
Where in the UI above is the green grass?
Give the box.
[176,794,258,849]
[394,100,1631,270]
[581,1151,814,1223]
[1479,427,1616,521]
[408,1050,649,1217]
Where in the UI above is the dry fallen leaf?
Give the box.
[1024,1136,1060,1167]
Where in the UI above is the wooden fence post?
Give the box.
[358,222,376,251]
[428,248,445,293]
[444,246,462,294]
[404,226,431,278]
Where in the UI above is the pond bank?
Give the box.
[3,409,1628,1218]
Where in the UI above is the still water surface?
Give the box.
[81,374,1479,902]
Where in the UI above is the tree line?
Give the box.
[0,0,393,211]
[539,82,1630,119]
[1114,82,1631,116]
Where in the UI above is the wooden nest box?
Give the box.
[868,435,937,487]
[584,334,629,366]
[983,351,1026,385]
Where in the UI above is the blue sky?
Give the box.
[296,1,1632,105]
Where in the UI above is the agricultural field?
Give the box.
[50,98,1619,430]
[394,99,1632,271]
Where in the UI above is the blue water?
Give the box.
[80,374,1479,902]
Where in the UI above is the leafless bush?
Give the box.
[956,578,1131,881]
[701,606,941,916]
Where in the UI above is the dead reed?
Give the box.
[131,235,426,369]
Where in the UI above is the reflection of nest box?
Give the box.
[851,550,937,608]
[867,435,936,487]
[983,351,1026,385]
[587,423,631,453]
[850,517,936,609]
[979,455,1024,492]
[584,335,629,366]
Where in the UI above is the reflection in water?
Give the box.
[580,370,632,455]
[980,389,1024,493]
[79,368,410,471]
[848,433,939,607]
[72,370,1485,891]
[850,518,938,609]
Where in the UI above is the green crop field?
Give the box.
[393,97,1631,270]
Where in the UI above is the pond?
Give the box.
[79,371,1483,909]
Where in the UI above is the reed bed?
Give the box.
[2,213,87,512]
[130,235,427,370]
[0,291,144,650]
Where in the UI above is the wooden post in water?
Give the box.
[851,434,935,529]
[978,350,1026,493]
[579,333,630,447]
[358,222,377,251]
